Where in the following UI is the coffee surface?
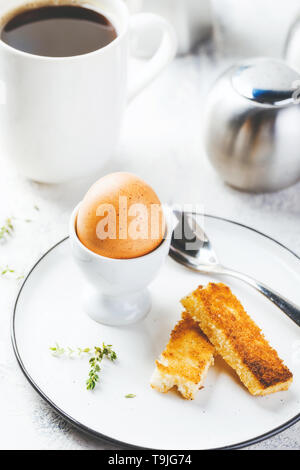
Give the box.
[1,4,117,57]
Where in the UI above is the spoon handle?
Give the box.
[218,266,300,327]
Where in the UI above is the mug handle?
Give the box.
[128,13,177,102]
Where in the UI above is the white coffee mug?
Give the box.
[0,0,177,183]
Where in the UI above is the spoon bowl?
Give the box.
[170,210,300,327]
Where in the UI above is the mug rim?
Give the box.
[0,0,129,62]
[70,203,172,263]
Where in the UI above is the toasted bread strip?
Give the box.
[181,283,293,396]
[150,312,215,400]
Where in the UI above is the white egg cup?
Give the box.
[69,204,171,326]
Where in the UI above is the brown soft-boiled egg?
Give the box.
[76,172,165,259]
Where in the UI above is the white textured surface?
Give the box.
[0,9,300,450]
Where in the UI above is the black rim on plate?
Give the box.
[11,214,300,450]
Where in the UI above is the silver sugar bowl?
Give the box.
[203,58,300,192]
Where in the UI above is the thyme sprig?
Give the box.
[49,342,117,390]
[0,265,24,280]
[1,266,15,276]
[87,344,117,390]
[0,218,14,242]
[50,343,92,357]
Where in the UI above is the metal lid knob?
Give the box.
[231,59,300,106]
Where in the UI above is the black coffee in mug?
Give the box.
[0,3,117,57]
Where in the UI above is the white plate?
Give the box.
[12,215,300,450]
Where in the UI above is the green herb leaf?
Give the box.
[49,342,65,356]
[0,265,23,280]
[125,394,136,399]
[0,218,14,242]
